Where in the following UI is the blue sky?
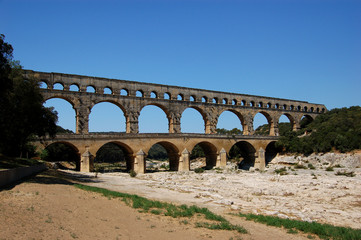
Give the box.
[1,0,360,133]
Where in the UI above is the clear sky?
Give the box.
[1,0,360,133]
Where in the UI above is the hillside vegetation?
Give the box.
[276,106,361,154]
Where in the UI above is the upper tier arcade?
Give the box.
[24,70,327,136]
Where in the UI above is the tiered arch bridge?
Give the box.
[25,70,326,173]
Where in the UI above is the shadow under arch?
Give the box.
[94,141,134,172]
[43,141,80,171]
[216,109,245,133]
[147,141,180,172]
[229,141,256,170]
[265,141,281,165]
[180,106,208,133]
[191,141,218,170]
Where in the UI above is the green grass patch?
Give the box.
[74,184,246,234]
[237,213,361,240]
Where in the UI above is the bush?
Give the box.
[308,163,315,169]
[335,171,355,177]
[129,170,137,177]
[194,168,205,173]
[325,166,334,171]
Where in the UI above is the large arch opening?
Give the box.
[42,142,80,170]
[265,141,281,165]
[278,114,294,136]
[181,107,206,133]
[139,105,169,133]
[89,102,126,133]
[216,110,243,135]
[94,142,133,172]
[299,115,314,135]
[253,112,272,135]
[146,142,179,172]
[43,98,76,133]
[190,142,217,170]
[229,141,256,170]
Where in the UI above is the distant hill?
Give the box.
[276,106,361,154]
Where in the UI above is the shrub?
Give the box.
[335,171,355,177]
[194,168,204,173]
[129,170,137,177]
[274,167,287,175]
[325,166,334,171]
[308,163,315,169]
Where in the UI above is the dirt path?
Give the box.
[0,170,315,240]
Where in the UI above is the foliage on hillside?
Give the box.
[276,106,361,154]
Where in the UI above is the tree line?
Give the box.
[0,34,58,157]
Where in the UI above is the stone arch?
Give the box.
[94,141,134,171]
[253,111,274,136]
[86,85,96,93]
[164,92,171,100]
[148,141,180,171]
[176,94,183,101]
[53,82,64,90]
[150,91,157,98]
[139,103,170,133]
[103,87,112,94]
[229,141,256,170]
[216,109,245,134]
[70,84,80,91]
[277,113,296,132]
[39,81,48,89]
[265,141,279,165]
[180,107,208,133]
[120,88,129,96]
[89,101,127,132]
[191,141,218,169]
[44,141,80,170]
[299,114,314,129]
[136,90,144,97]
[43,96,77,132]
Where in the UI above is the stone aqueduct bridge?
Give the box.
[25,70,326,173]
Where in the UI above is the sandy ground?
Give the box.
[1,170,319,240]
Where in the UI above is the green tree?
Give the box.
[0,34,58,157]
[276,106,361,154]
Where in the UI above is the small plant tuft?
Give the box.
[129,170,137,177]
[325,166,334,171]
[335,170,355,177]
[194,168,205,173]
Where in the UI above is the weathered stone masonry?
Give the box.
[25,70,327,173]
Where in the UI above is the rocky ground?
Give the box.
[87,152,361,229]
